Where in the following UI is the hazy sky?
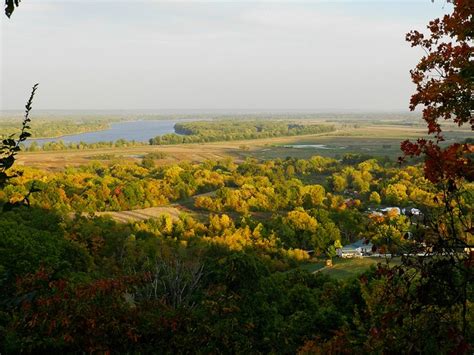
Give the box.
[1,1,451,111]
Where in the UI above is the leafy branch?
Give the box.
[0,83,38,189]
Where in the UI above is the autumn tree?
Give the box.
[310,4,473,351]
[386,0,473,350]
[369,191,381,205]
[401,0,473,183]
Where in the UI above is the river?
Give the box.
[27,119,196,146]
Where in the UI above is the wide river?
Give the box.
[28,119,195,146]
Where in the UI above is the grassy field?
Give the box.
[250,125,472,161]
[301,257,401,280]
[15,123,471,170]
[95,206,189,223]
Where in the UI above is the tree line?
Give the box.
[149,120,335,145]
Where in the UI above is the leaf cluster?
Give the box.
[0,84,39,210]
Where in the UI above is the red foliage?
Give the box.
[11,270,154,352]
[401,0,473,183]
[113,186,122,196]
[401,139,474,183]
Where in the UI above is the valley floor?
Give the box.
[16,124,465,169]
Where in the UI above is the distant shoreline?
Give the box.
[28,126,112,141]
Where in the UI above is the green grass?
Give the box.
[254,138,408,160]
[300,257,401,280]
[298,262,327,273]
[246,127,471,161]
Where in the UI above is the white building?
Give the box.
[337,239,374,258]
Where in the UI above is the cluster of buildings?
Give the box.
[366,206,422,218]
[336,206,423,258]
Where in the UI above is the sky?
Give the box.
[0,1,452,111]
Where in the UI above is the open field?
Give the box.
[16,124,471,170]
[94,191,218,223]
[95,206,187,223]
[301,257,401,280]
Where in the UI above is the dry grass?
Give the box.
[95,206,184,223]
